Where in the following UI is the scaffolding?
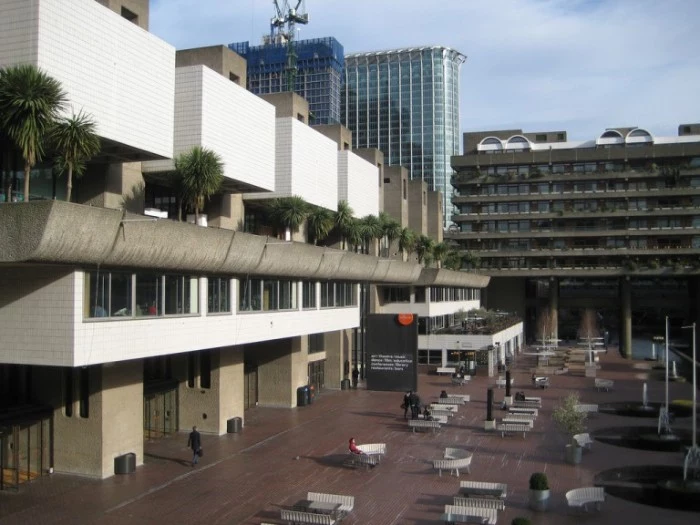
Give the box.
[229,37,344,125]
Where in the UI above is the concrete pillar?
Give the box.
[256,337,307,407]
[548,277,559,341]
[208,193,245,231]
[44,361,143,478]
[487,348,495,377]
[620,277,632,358]
[324,329,352,388]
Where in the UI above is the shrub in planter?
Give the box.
[553,393,587,464]
[529,472,549,490]
[529,472,550,511]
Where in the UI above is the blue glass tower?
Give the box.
[342,46,466,225]
[229,37,345,125]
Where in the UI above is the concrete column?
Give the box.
[208,194,244,231]
[218,347,245,431]
[487,349,495,377]
[548,277,559,341]
[620,277,632,358]
[256,337,307,407]
[41,361,143,478]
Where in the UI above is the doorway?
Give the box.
[143,380,178,440]
[244,361,258,410]
[308,360,325,396]
[0,415,50,491]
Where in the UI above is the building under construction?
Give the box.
[229,37,345,125]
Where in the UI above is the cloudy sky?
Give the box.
[150,0,700,143]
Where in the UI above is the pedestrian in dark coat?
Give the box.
[410,391,421,419]
[402,391,411,419]
[187,426,201,466]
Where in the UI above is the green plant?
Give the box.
[175,146,224,225]
[511,518,532,525]
[552,393,587,440]
[529,472,549,490]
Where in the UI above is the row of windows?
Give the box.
[459,216,697,233]
[469,236,698,251]
[381,287,481,303]
[465,178,698,197]
[85,271,357,319]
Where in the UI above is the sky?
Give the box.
[150,0,700,144]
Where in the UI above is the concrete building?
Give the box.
[448,125,700,357]
[343,47,466,225]
[0,0,487,488]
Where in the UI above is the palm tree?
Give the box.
[432,241,449,269]
[0,64,67,201]
[50,110,101,202]
[443,249,462,271]
[345,218,363,252]
[174,146,224,225]
[379,212,401,257]
[398,227,416,262]
[268,195,309,240]
[306,206,334,245]
[415,235,435,266]
[358,214,383,255]
[333,200,355,249]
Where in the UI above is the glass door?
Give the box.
[0,419,48,491]
[144,389,178,440]
[244,362,257,410]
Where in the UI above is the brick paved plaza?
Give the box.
[0,348,696,525]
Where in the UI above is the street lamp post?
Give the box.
[681,322,698,482]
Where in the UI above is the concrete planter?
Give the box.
[529,489,550,511]
[565,444,583,464]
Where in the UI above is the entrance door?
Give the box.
[144,388,178,440]
[308,360,325,396]
[244,362,258,410]
[0,418,49,491]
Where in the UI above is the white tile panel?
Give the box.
[247,118,338,210]
[0,271,359,366]
[143,66,276,192]
[0,0,175,158]
[379,299,481,318]
[338,151,379,217]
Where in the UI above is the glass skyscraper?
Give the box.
[230,37,345,125]
[342,46,466,225]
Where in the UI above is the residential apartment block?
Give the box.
[447,125,700,357]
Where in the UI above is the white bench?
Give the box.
[503,412,536,422]
[459,481,507,499]
[306,492,354,517]
[420,413,448,424]
[433,448,472,477]
[573,433,593,450]
[566,486,605,511]
[496,423,530,438]
[437,367,457,375]
[431,403,459,412]
[453,496,505,511]
[451,376,469,386]
[575,404,598,414]
[512,399,541,409]
[508,407,538,416]
[356,443,386,456]
[595,378,614,391]
[345,451,378,469]
[447,394,470,403]
[502,418,533,428]
[436,397,465,405]
[442,505,497,525]
[280,509,336,525]
[408,419,441,433]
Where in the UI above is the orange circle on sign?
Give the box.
[397,313,414,326]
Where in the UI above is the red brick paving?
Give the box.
[0,348,697,525]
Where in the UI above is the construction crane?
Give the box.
[267,1,309,92]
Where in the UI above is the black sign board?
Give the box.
[365,313,418,391]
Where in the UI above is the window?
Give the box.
[383,287,410,303]
[302,281,317,309]
[107,271,131,317]
[135,272,161,316]
[279,280,297,310]
[165,275,198,315]
[121,6,138,24]
[229,72,240,85]
[239,278,262,311]
[321,282,334,307]
[535,134,547,142]
[308,333,324,353]
[208,277,230,313]
[262,280,278,311]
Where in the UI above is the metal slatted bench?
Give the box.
[437,367,457,375]
[513,398,541,408]
[447,394,470,403]
[501,417,533,428]
[453,496,505,511]
[575,404,599,414]
[442,505,497,525]
[573,433,593,450]
[503,412,536,422]
[408,419,441,433]
[280,508,336,525]
[306,492,354,518]
[433,448,472,477]
[595,378,614,391]
[437,397,466,405]
[566,486,605,511]
[459,481,507,499]
[496,423,530,438]
[508,407,538,416]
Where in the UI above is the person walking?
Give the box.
[187,425,201,466]
[410,391,421,419]
[351,367,360,388]
[402,391,412,419]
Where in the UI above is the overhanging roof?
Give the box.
[0,201,488,287]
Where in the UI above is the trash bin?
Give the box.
[227,416,242,433]
[296,385,309,406]
[341,379,351,390]
[114,452,136,475]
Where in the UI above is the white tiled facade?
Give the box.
[248,118,338,210]
[338,151,379,217]
[0,270,359,367]
[0,0,175,158]
[143,66,276,192]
